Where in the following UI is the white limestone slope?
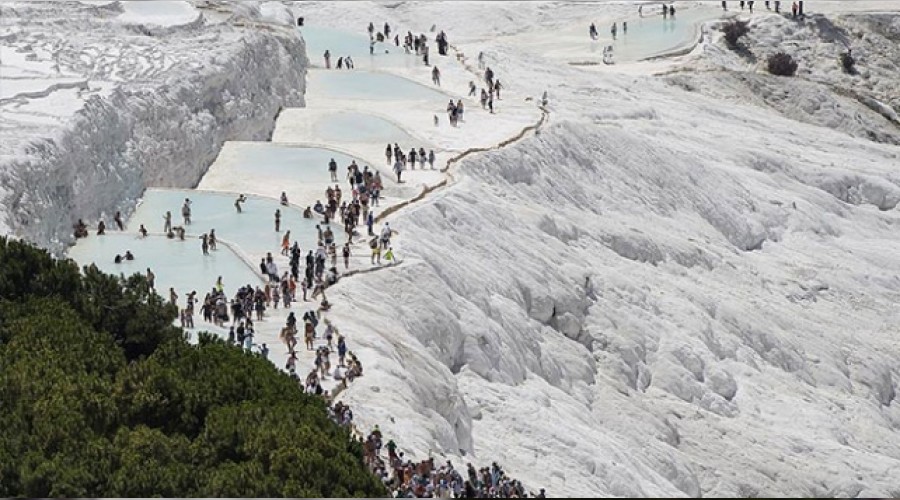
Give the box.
[669,9,900,145]
[5,0,899,496]
[0,1,307,252]
[306,2,900,497]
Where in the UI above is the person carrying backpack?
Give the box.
[370,236,381,264]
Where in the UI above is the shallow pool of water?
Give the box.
[217,144,359,184]
[126,189,324,257]
[610,6,724,61]
[315,111,425,144]
[309,70,448,101]
[517,5,725,63]
[300,25,417,69]
[66,232,262,298]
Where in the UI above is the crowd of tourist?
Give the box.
[68,15,547,496]
[358,425,547,498]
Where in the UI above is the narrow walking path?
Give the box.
[66,15,549,498]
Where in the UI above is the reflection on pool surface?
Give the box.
[309,70,448,101]
[66,233,262,297]
[610,7,724,60]
[518,5,725,63]
[315,111,424,144]
[127,189,323,256]
[300,25,416,68]
[212,144,358,184]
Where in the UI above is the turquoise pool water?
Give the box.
[300,25,415,68]
[66,232,262,297]
[309,70,448,101]
[127,189,323,256]
[315,111,424,144]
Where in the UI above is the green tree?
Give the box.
[0,237,385,497]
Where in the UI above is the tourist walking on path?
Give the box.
[380,223,395,248]
[393,159,404,183]
[370,236,382,264]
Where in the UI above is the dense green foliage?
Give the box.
[0,237,384,497]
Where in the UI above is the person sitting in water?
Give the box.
[319,298,332,312]
[74,219,88,239]
[303,206,313,219]
[313,200,325,214]
[280,192,289,206]
[125,250,134,261]
[114,254,123,264]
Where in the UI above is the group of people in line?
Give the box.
[474,66,502,114]
[281,308,363,396]
[387,143,437,181]
[302,159,385,247]
[318,400,551,498]
[722,1,803,16]
[361,425,547,498]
